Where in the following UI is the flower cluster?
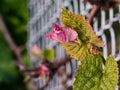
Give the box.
[46,23,78,42]
[39,64,50,77]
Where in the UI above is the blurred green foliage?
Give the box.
[0,0,29,90]
[0,0,29,46]
[22,51,32,67]
[42,49,55,61]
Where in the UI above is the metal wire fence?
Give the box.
[28,0,120,89]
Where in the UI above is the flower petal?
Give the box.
[54,23,62,33]
[39,65,50,77]
[46,23,78,42]
[63,28,78,41]
[31,44,41,55]
[46,32,59,41]
[57,31,68,42]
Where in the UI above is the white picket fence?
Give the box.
[28,0,120,90]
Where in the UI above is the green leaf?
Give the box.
[42,49,55,61]
[61,8,104,47]
[73,55,118,90]
[61,41,90,61]
[101,55,118,90]
[22,52,32,67]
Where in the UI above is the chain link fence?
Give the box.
[28,0,120,89]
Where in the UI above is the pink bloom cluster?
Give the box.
[46,23,78,42]
[39,64,50,77]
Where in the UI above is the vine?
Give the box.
[46,8,118,90]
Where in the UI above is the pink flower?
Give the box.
[39,64,50,77]
[31,44,41,54]
[31,44,41,59]
[46,23,78,42]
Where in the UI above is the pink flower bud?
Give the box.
[46,23,78,42]
[39,65,50,77]
[31,44,41,55]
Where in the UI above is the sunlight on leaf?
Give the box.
[61,40,90,61]
[73,55,118,90]
[61,8,104,47]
